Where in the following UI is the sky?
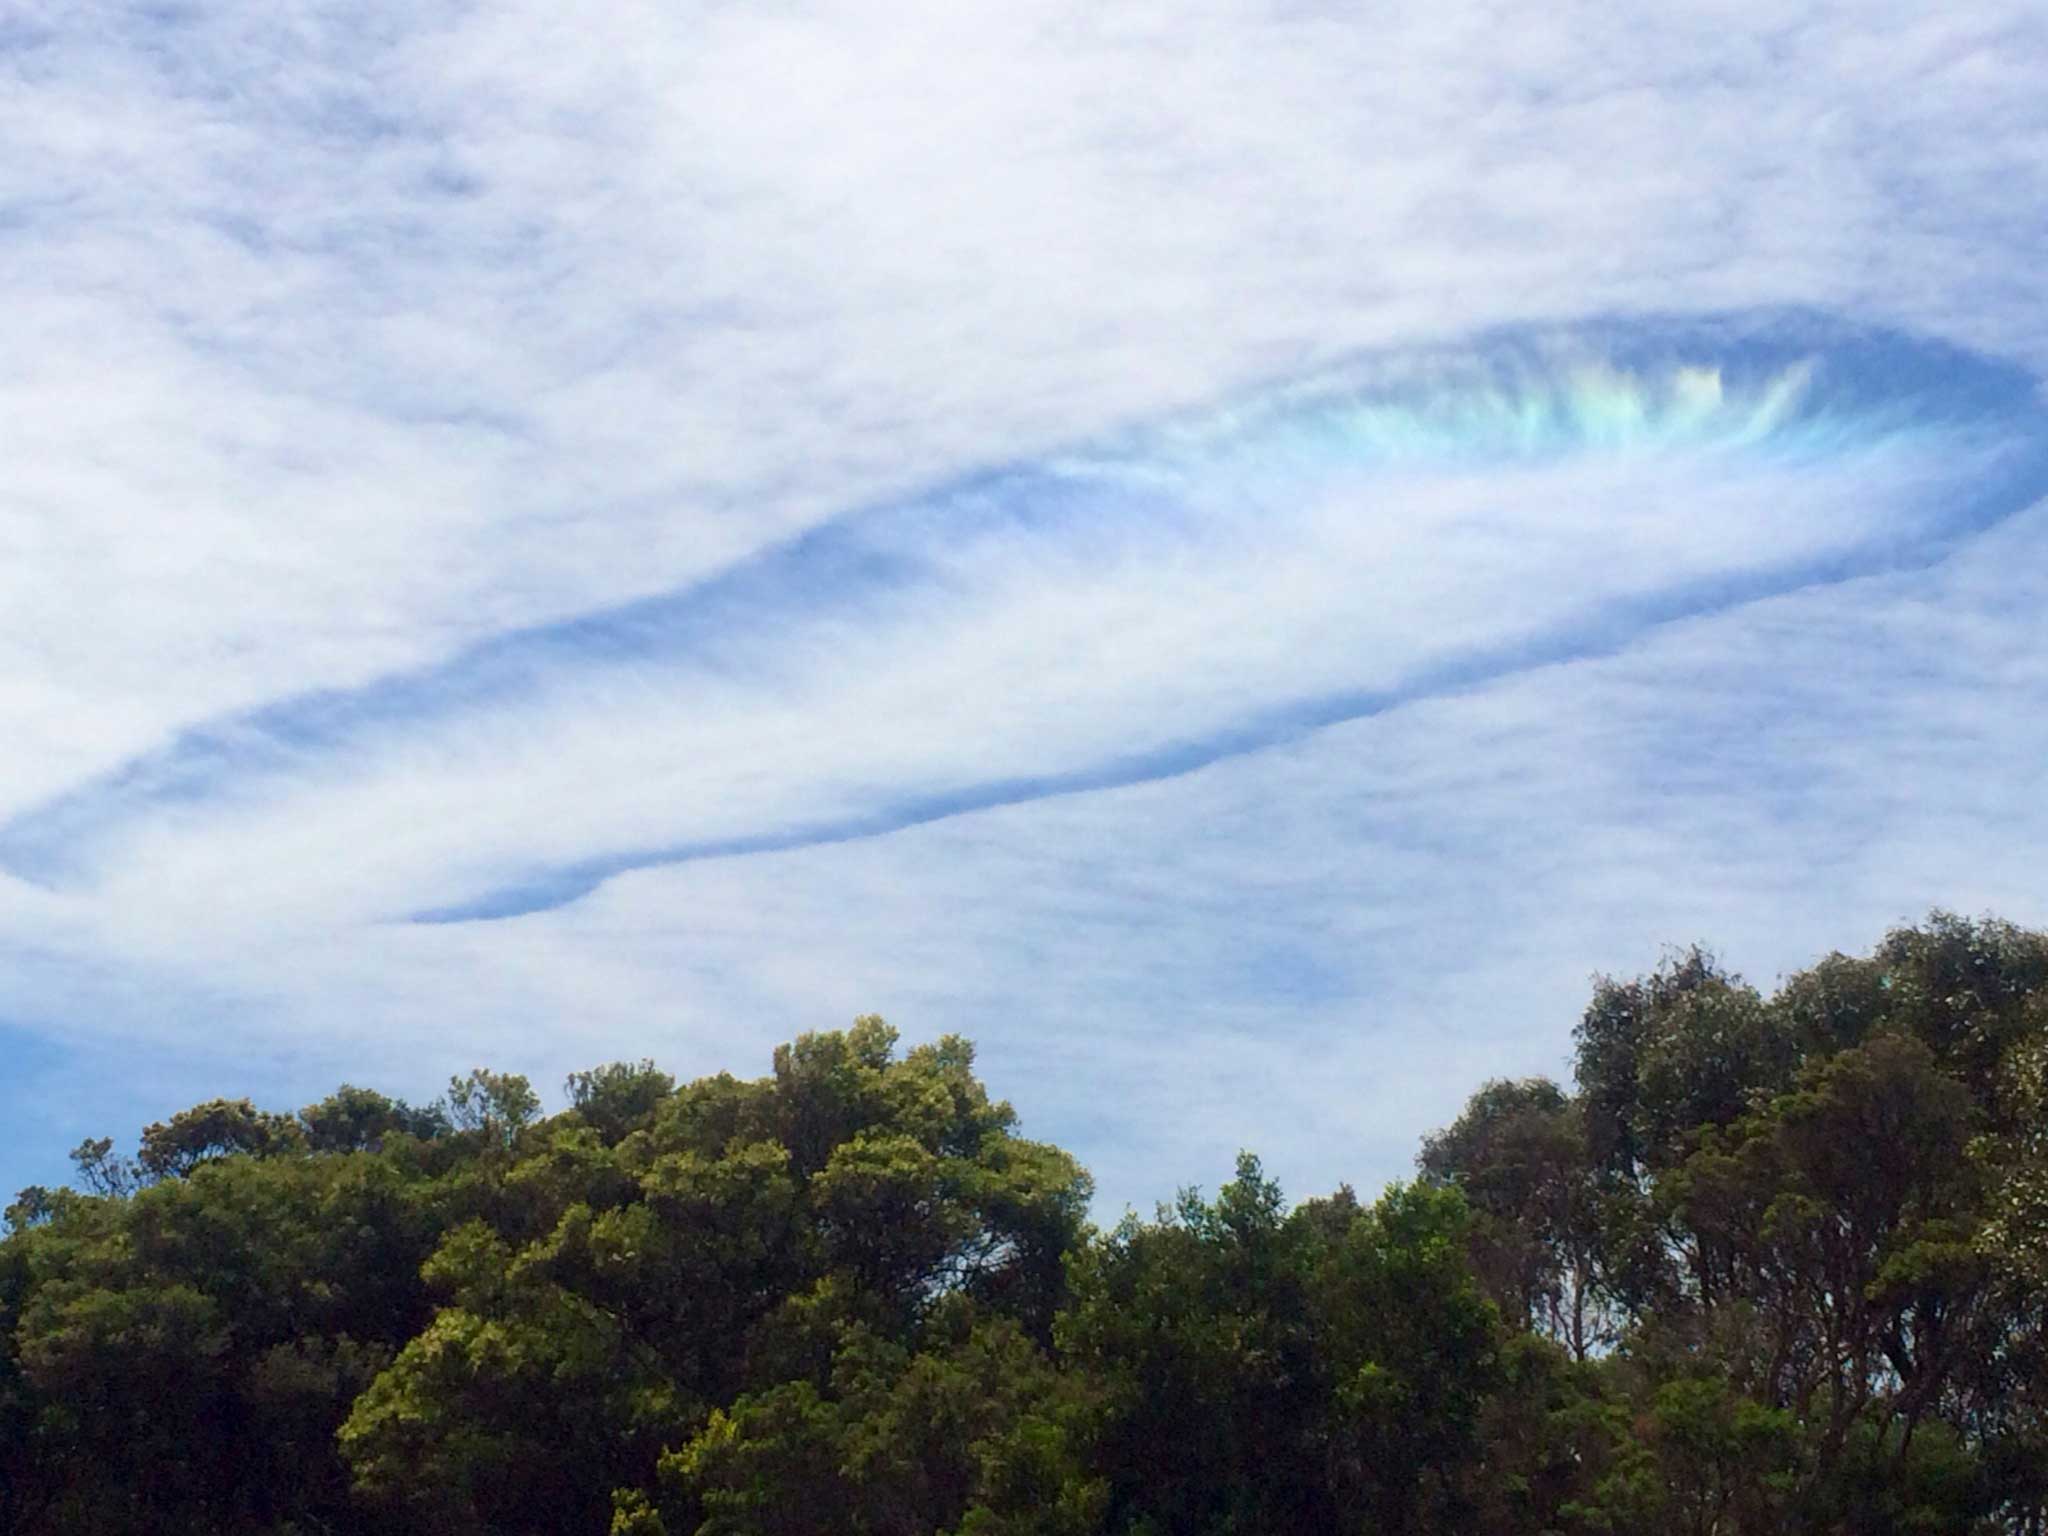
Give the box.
[4,0,2048,1215]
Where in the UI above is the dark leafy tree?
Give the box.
[66,1137,138,1199]
[1419,1077,1616,1357]
[137,1097,303,1179]
[565,1058,676,1144]
[301,1083,449,1152]
[0,913,2043,1536]
[443,1068,542,1144]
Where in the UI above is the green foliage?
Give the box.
[444,1068,543,1144]
[138,1097,304,1179]
[1,914,2046,1535]
[661,1300,1100,1536]
[1573,947,1797,1183]
[1978,1032,2048,1287]
[1058,1155,1503,1535]
[1418,1077,1616,1353]
[331,1020,1091,1535]
[567,1059,677,1144]
[300,1083,449,1152]
[66,1135,139,1199]
[3,1185,69,1233]
[0,1148,439,1532]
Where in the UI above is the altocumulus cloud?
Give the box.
[3,0,2048,1209]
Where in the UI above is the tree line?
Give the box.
[3,911,2047,1534]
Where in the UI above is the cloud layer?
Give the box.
[4,0,2048,1209]
[6,317,2043,925]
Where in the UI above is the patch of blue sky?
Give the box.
[0,1025,83,1200]
[4,311,2045,914]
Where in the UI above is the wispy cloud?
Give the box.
[7,317,2041,928]
[4,0,2048,1207]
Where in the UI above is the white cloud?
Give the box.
[3,0,2048,1204]
[236,489,2042,1214]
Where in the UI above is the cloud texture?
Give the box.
[4,0,2047,1210]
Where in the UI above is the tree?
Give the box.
[1419,1078,1615,1357]
[1061,1156,1502,1536]
[659,1299,1100,1536]
[1,914,2043,1536]
[565,1059,675,1145]
[66,1137,138,1199]
[339,1020,1091,1535]
[301,1084,449,1152]
[1572,948,1794,1185]
[1657,1030,1991,1517]
[4,1149,444,1533]
[137,1098,302,1179]
[1980,1033,2048,1289]
[3,1187,65,1233]
[444,1069,541,1145]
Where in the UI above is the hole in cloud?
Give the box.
[4,310,2046,925]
